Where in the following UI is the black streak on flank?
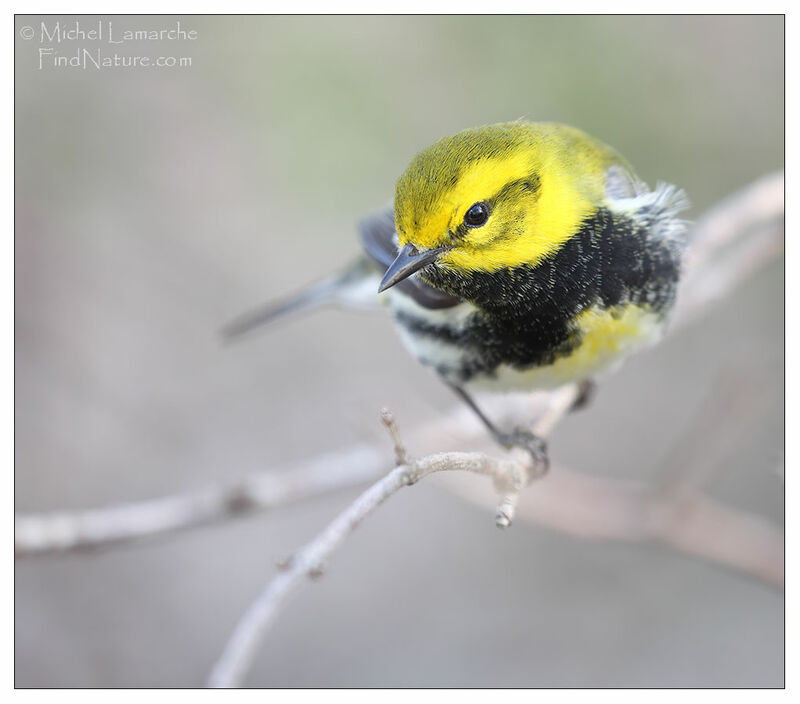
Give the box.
[395,207,682,383]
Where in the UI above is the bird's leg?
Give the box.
[445,382,549,475]
[570,378,597,413]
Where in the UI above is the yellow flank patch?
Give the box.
[483,303,662,391]
[570,303,658,368]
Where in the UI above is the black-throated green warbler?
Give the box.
[225,122,689,469]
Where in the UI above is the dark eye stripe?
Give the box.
[453,224,468,240]
[487,174,541,209]
[450,173,541,242]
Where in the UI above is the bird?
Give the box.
[223,121,689,470]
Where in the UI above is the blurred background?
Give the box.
[15,15,783,687]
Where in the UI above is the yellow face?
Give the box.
[393,122,619,274]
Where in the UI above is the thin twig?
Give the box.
[208,368,784,686]
[207,449,523,688]
[209,383,583,687]
[204,172,784,687]
[11,171,784,687]
[14,445,386,556]
[208,385,583,687]
[379,407,407,466]
[14,171,784,558]
[446,466,783,589]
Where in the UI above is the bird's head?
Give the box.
[379,122,625,294]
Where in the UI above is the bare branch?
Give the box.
[207,448,525,688]
[685,170,784,266]
[379,407,408,466]
[649,492,783,588]
[447,467,783,589]
[209,369,782,685]
[14,445,386,556]
[14,171,784,558]
[208,384,586,687]
[672,170,783,328]
[650,367,773,497]
[203,172,784,687]
[12,170,783,687]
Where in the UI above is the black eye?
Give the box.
[464,202,489,228]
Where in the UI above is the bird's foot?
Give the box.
[495,427,549,478]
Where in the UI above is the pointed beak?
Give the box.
[378,242,449,293]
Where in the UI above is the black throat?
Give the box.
[422,207,680,323]
[399,207,682,379]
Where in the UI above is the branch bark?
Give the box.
[13,172,784,689]
[208,389,577,688]
[204,171,784,687]
[207,450,523,688]
[15,171,784,558]
[446,467,783,588]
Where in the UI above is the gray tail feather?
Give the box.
[221,257,377,341]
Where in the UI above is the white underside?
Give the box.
[377,174,686,392]
[388,285,666,392]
